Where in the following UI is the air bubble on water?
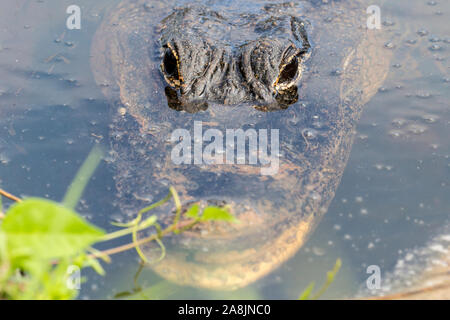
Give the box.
[421,114,439,123]
[302,128,318,139]
[388,129,403,138]
[312,121,323,129]
[333,224,341,231]
[382,20,395,27]
[396,259,405,269]
[308,192,321,202]
[66,139,74,145]
[384,42,395,49]
[110,214,124,223]
[341,198,347,203]
[404,252,414,261]
[427,1,437,6]
[415,91,432,99]
[312,247,325,256]
[344,234,352,240]
[0,154,10,165]
[368,242,375,249]
[407,124,427,134]
[430,143,439,149]
[374,164,384,170]
[355,196,364,203]
[358,134,368,140]
[288,117,299,125]
[417,29,429,36]
[429,44,442,51]
[66,78,78,86]
[330,69,342,76]
[392,63,402,68]
[360,208,368,215]
[429,36,441,42]
[406,39,417,44]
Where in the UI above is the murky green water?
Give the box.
[0,0,448,299]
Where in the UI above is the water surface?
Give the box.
[0,0,448,299]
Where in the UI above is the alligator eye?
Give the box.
[275,55,299,90]
[161,45,183,87]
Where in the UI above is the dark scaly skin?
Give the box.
[90,0,391,290]
[158,5,311,109]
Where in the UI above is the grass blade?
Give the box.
[63,145,103,209]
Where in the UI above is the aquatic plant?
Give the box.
[0,146,340,300]
[0,146,235,299]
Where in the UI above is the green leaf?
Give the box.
[298,282,315,300]
[1,198,104,261]
[298,258,342,300]
[0,230,7,273]
[200,206,238,222]
[185,204,199,219]
[0,231,6,258]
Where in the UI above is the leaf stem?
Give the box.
[89,219,199,259]
[0,189,22,203]
[99,219,155,242]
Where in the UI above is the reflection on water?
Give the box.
[0,0,448,299]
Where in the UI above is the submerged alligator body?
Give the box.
[90,0,391,289]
